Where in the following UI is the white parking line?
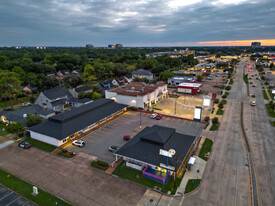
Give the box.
[0,191,13,201]
[6,196,21,206]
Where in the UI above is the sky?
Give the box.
[0,0,275,47]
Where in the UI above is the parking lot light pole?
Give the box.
[174,98,177,116]
[139,110,141,128]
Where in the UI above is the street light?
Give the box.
[139,110,141,128]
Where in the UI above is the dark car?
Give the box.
[123,135,133,141]
[249,82,253,84]
[3,107,11,111]
[155,114,163,120]
[108,146,119,152]
[18,142,31,149]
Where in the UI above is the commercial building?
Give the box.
[115,125,199,183]
[105,82,168,109]
[116,44,123,48]
[168,76,196,86]
[177,83,202,94]
[28,99,127,146]
[251,42,261,49]
[86,44,94,48]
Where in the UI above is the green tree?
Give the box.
[26,114,42,127]
[92,85,101,93]
[196,75,203,82]
[218,103,224,110]
[270,63,274,70]
[0,70,21,109]
[92,92,102,100]
[212,117,219,125]
[83,64,95,80]
[159,70,174,81]
[12,66,26,81]
[7,122,25,135]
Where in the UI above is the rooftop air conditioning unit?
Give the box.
[131,87,135,90]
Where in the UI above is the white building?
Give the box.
[105,82,168,109]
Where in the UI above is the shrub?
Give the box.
[222,94,227,99]
[204,116,210,122]
[229,79,233,85]
[70,151,74,156]
[96,160,109,167]
[212,117,219,125]
[221,100,227,105]
[214,99,219,104]
[62,149,67,153]
[225,86,231,91]
[218,103,224,110]
[129,106,138,111]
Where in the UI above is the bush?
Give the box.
[221,100,227,105]
[70,151,74,156]
[204,116,210,122]
[218,103,224,110]
[222,94,227,99]
[216,109,224,115]
[225,86,231,91]
[129,106,138,111]
[96,160,109,167]
[214,99,219,104]
[212,117,219,125]
[229,79,233,85]
[62,149,67,153]
[26,114,42,127]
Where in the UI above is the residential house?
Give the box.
[22,85,38,93]
[97,79,115,95]
[112,76,131,86]
[132,69,154,81]
[70,85,93,98]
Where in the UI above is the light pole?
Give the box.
[174,98,177,116]
[139,110,141,128]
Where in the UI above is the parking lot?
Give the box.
[65,111,205,164]
[154,95,211,120]
[0,184,36,206]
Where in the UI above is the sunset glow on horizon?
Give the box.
[198,39,275,46]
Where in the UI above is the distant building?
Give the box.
[177,83,202,94]
[168,76,196,86]
[108,45,116,48]
[86,44,94,48]
[146,48,195,58]
[132,69,154,81]
[251,42,261,49]
[105,82,167,109]
[116,44,123,48]
[97,79,115,94]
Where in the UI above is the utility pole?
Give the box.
[174,99,177,116]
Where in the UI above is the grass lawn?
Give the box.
[0,169,72,206]
[266,104,275,118]
[0,123,9,136]
[268,90,274,99]
[113,161,183,195]
[91,161,108,171]
[216,109,224,115]
[184,179,201,194]
[0,96,30,108]
[221,100,227,105]
[243,74,248,84]
[199,138,213,161]
[210,123,219,131]
[24,138,56,152]
[262,90,269,100]
[152,107,162,111]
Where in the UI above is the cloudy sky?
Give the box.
[0,0,274,46]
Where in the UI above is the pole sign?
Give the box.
[159,149,172,157]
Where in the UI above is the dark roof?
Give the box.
[75,85,93,93]
[132,69,152,76]
[42,87,73,100]
[73,98,92,103]
[28,99,127,140]
[116,125,197,171]
[0,105,54,125]
[97,79,114,91]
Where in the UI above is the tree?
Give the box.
[270,63,274,70]
[218,103,224,110]
[159,70,174,81]
[83,64,95,80]
[212,117,219,125]
[7,122,25,135]
[12,66,26,81]
[64,76,83,88]
[92,92,102,100]
[92,85,101,93]
[26,114,42,127]
[196,75,203,82]
[30,95,36,104]
[0,70,21,109]
[133,77,149,83]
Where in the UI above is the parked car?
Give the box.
[249,77,252,80]
[256,77,258,80]
[72,140,85,147]
[108,145,119,152]
[207,76,213,80]
[18,142,31,149]
[3,107,11,111]
[123,135,133,141]
[251,94,256,97]
[252,84,256,87]
[155,114,163,120]
[251,101,256,106]
[249,82,253,84]
[21,102,31,107]
[150,113,158,119]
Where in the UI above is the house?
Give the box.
[45,72,56,77]
[105,82,168,109]
[112,76,131,86]
[22,85,38,93]
[132,69,154,81]
[28,99,127,146]
[97,79,115,94]
[0,105,55,126]
[70,85,93,98]
[71,70,82,75]
[57,70,71,78]
[36,87,92,112]
[115,125,199,183]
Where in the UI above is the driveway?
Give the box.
[65,111,205,164]
[0,144,147,206]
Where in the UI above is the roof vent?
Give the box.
[131,87,135,90]
[121,85,125,88]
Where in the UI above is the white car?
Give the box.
[250,101,256,106]
[72,140,85,147]
[150,113,158,119]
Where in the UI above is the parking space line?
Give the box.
[182,120,186,125]
[196,122,199,127]
[166,117,170,120]
[6,196,21,206]
[189,121,193,125]
[0,191,13,201]
[176,119,181,124]
[101,155,115,160]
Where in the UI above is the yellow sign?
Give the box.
[265,88,267,92]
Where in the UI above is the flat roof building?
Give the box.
[177,82,202,94]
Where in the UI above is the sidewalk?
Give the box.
[176,156,206,195]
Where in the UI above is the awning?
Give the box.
[188,157,196,165]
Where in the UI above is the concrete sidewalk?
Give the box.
[0,140,14,149]
[176,156,206,195]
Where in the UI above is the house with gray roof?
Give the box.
[28,99,127,146]
[0,105,55,126]
[36,87,92,112]
[132,69,154,81]
[70,85,93,98]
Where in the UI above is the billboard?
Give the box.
[203,96,211,106]
[194,106,202,121]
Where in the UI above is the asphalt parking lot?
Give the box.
[65,111,205,164]
[0,184,36,206]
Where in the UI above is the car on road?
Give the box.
[249,82,253,84]
[256,77,258,80]
[251,101,256,106]
[123,135,133,141]
[252,84,256,87]
[155,114,163,120]
[207,76,213,80]
[251,94,256,97]
[72,140,85,147]
[150,113,158,119]
[108,145,119,152]
[18,142,31,149]
[249,77,252,80]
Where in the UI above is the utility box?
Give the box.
[32,186,38,196]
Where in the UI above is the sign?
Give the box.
[194,107,202,121]
[159,149,172,157]
[203,96,211,106]
[160,163,175,171]
[212,93,217,99]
